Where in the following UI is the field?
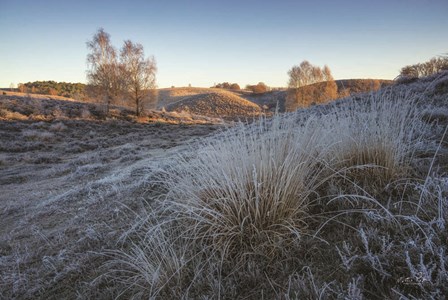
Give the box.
[0,117,220,298]
[1,73,448,299]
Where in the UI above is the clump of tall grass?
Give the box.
[166,114,333,260]
[22,129,55,142]
[0,108,28,120]
[322,90,429,197]
[105,88,444,298]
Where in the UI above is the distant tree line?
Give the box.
[397,54,448,82]
[213,82,241,90]
[17,81,88,100]
[86,28,157,116]
[213,82,270,94]
[245,82,269,94]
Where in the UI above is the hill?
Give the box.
[2,79,393,120]
[158,79,392,118]
[158,87,217,108]
[336,79,393,95]
[0,91,222,125]
[163,88,262,120]
[237,79,394,112]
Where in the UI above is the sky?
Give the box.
[1,0,447,88]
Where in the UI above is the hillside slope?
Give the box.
[0,92,222,124]
[165,89,262,120]
[158,87,216,108]
[336,79,393,94]
[238,79,394,112]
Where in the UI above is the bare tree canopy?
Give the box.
[120,40,157,116]
[397,54,448,82]
[288,60,325,89]
[86,28,121,114]
[86,29,157,116]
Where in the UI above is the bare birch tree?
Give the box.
[120,40,157,116]
[86,28,121,115]
[288,60,323,89]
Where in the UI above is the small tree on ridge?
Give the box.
[286,61,337,111]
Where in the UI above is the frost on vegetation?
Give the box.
[22,129,55,142]
[48,122,68,132]
[102,83,448,298]
[80,107,92,119]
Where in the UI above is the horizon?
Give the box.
[1,0,447,89]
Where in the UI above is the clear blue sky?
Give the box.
[1,0,447,88]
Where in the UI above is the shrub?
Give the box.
[230,83,240,90]
[213,82,241,90]
[49,122,67,132]
[80,107,92,119]
[52,107,65,119]
[246,82,269,93]
[0,108,8,118]
[0,109,28,120]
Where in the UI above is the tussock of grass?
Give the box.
[22,129,55,142]
[0,108,28,120]
[165,115,330,260]
[103,80,448,298]
[321,91,429,197]
[49,122,68,132]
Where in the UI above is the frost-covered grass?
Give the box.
[1,74,447,298]
[105,76,448,299]
[0,93,223,124]
[0,118,220,299]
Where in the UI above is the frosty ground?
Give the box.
[0,120,220,298]
[1,73,448,299]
